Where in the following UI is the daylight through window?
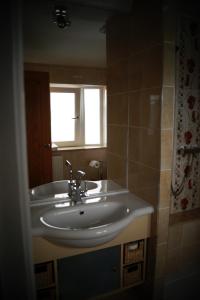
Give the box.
[50,84,107,148]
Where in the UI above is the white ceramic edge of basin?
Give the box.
[41,216,134,248]
[39,206,134,241]
[45,231,122,248]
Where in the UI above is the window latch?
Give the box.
[72,116,79,120]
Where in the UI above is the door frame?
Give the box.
[0,1,35,299]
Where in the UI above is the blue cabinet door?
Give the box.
[57,246,121,299]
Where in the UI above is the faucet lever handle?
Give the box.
[76,170,86,180]
[65,160,72,167]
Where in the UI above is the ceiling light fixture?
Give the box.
[53,5,71,29]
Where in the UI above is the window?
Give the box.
[50,84,107,148]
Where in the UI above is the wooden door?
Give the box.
[25,71,52,188]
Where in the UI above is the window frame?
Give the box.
[50,84,107,148]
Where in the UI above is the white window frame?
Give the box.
[50,84,107,148]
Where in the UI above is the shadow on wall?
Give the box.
[164,273,200,300]
[165,216,200,300]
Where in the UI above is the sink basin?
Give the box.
[38,197,136,247]
[30,180,98,201]
[30,180,154,248]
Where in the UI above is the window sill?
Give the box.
[52,145,107,152]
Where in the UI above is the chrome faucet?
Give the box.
[65,160,87,204]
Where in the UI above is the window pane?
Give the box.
[84,89,100,144]
[50,92,75,142]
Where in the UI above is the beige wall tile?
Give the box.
[163,42,175,86]
[167,222,200,276]
[106,15,130,66]
[159,170,172,208]
[128,127,143,163]
[142,45,163,89]
[24,63,107,85]
[107,94,128,125]
[128,91,142,125]
[59,148,107,181]
[107,7,175,297]
[50,65,106,85]
[107,152,127,187]
[157,207,170,243]
[161,129,173,170]
[107,59,128,94]
[180,243,200,268]
[168,223,183,250]
[161,87,175,129]
[127,54,143,91]
[181,219,200,246]
[132,186,159,208]
[155,243,168,279]
[129,127,160,170]
[166,247,181,276]
[129,4,162,54]
[129,89,161,129]
[128,161,160,206]
[107,125,128,158]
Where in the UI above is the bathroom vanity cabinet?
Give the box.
[32,214,150,300]
[57,246,121,299]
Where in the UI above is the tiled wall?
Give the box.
[53,148,107,181]
[24,63,106,85]
[107,3,163,199]
[165,215,200,299]
[167,215,200,280]
[106,14,129,187]
[106,1,170,298]
[25,63,107,180]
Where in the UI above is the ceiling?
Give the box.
[23,0,133,68]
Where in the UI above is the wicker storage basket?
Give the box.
[123,263,142,287]
[35,261,54,290]
[124,240,144,264]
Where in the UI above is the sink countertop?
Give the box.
[30,180,129,207]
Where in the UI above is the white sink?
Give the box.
[32,193,154,248]
[30,180,98,201]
